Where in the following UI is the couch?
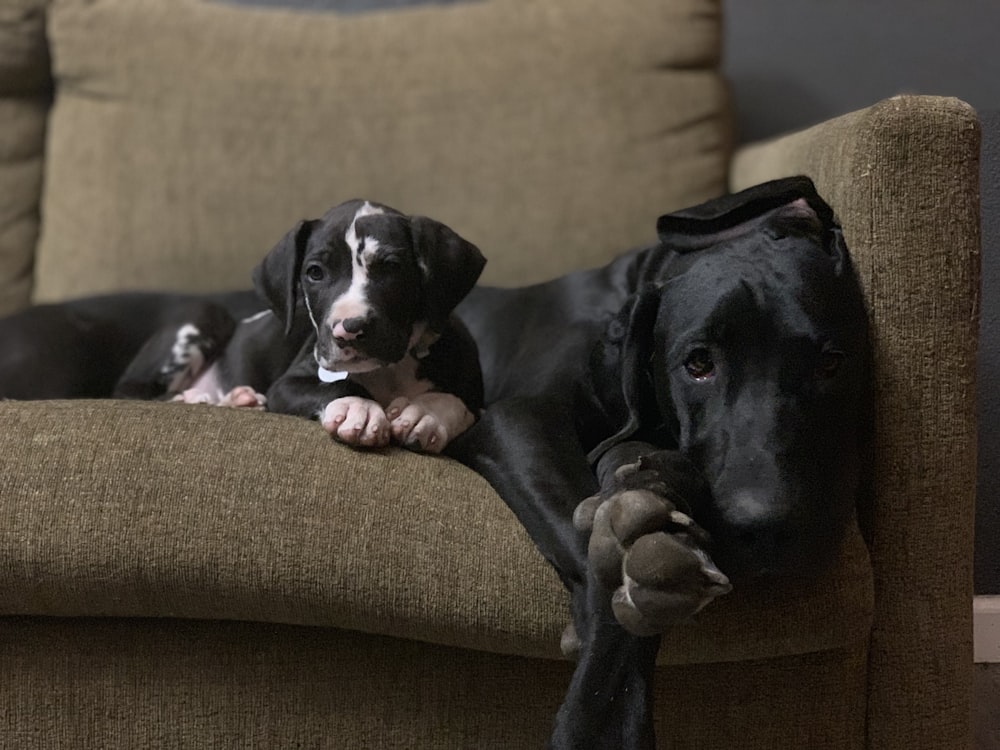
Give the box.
[0,1,980,747]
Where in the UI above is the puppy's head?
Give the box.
[589,177,872,577]
[253,200,485,373]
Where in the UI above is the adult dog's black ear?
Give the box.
[827,225,853,276]
[409,216,486,332]
[252,219,317,336]
[656,175,836,253]
[585,285,665,465]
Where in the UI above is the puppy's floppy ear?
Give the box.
[656,175,836,253]
[251,219,317,336]
[586,285,665,465]
[409,216,486,332]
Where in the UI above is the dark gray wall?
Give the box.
[978,112,1000,595]
[723,1,1000,142]
[722,0,1000,594]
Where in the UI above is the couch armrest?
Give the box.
[731,95,980,750]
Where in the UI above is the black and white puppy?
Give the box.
[0,200,485,451]
[109,200,486,452]
[252,199,486,452]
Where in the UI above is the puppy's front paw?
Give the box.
[321,396,390,449]
[172,388,217,405]
[219,386,267,409]
[385,397,448,453]
[385,393,474,453]
[575,451,731,635]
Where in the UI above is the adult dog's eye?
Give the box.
[304,264,325,282]
[815,349,845,379]
[683,348,715,380]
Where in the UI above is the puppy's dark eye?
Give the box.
[304,264,325,282]
[815,349,845,379]
[683,348,715,381]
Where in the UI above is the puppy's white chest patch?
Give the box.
[318,366,348,383]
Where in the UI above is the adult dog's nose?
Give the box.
[715,490,796,575]
[333,316,366,342]
[729,516,791,572]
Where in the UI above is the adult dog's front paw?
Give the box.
[321,396,391,448]
[574,452,732,636]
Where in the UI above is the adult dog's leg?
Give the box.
[557,588,660,750]
[448,398,661,750]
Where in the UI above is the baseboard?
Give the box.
[975,596,1000,663]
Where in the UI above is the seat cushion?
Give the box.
[0,399,873,666]
[34,0,731,299]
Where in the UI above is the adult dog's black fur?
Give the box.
[449,176,872,749]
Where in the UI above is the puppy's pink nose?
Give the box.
[333,316,366,341]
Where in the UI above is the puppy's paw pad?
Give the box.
[220,386,267,409]
[322,397,390,449]
[174,388,216,405]
[390,403,448,453]
[403,419,447,453]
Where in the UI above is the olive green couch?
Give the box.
[0,1,979,747]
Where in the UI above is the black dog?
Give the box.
[2,200,486,453]
[450,176,872,748]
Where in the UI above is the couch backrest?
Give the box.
[0,0,50,316]
[4,0,732,308]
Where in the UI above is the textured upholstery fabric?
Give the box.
[732,94,980,750]
[0,0,49,315]
[0,398,873,667]
[33,0,730,300]
[1,618,573,749]
[1,618,866,750]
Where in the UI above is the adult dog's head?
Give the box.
[253,200,485,373]
[590,177,872,577]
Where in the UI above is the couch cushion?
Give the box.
[0,399,873,666]
[2,618,868,749]
[0,1,50,315]
[34,0,731,300]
